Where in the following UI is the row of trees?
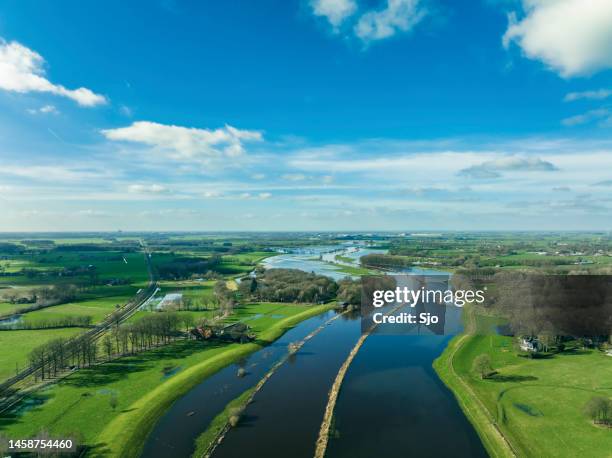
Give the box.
[29,335,97,380]
[102,312,192,357]
[28,312,193,380]
[360,254,411,269]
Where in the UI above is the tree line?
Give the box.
[27,312,193,381]
[4,315,92,331]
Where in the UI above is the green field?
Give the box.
[0,302,332,457]
[0,328,86,381]
[435,331,612,457]
[19,295,133,327]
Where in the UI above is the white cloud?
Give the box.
[0,164,110,182]
[354,0,426,42]
[237,192,272,200]
[27,104,59,115]
[101,121,263,161]
[0,40,107,106]
[281,173,307,181]
[502,0,612,77]
[564,88,612,102]
[311,0,357,28]
[127,184,170,194]
[459,156,558,178]
[203,190,223,198]
[561,108,609,126]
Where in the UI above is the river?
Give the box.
[142,244,487,458]
[213,312,362,458]
[325,332,487,457]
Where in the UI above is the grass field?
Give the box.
[0,302,333,457]
[0,328,86,381]
[435,330,612,457]
[20,295,133,327]
[0,251,148,287]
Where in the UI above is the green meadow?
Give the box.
[435,331,612,457]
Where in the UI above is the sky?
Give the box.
[1,0,612,232]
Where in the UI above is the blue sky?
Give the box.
[1,0,612,231]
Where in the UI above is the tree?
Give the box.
[337,278,361,306]
[472,354,493,379]
[181,313,195,335]
[228,406,244,427]
[214,280,235,316]
[584,396,612,425]
[102,335,113,360]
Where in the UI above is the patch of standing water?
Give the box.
[0,314,23,328]
[261,243,387,280]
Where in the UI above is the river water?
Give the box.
[325,332,487,457]
[213,312,362,458]
[142,244,487,458]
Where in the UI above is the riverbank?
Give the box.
[94,303,334,458]
[434,319,612,457]
[433,334,516,458]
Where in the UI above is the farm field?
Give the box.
[19,294,135,327]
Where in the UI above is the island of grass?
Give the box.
[434,321,612,457]
[192,386,256,458]
[0,302,333,457]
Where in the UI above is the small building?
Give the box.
[159,293,183,309]
[519,337,539,352]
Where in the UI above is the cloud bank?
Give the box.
[102,121,263,161]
